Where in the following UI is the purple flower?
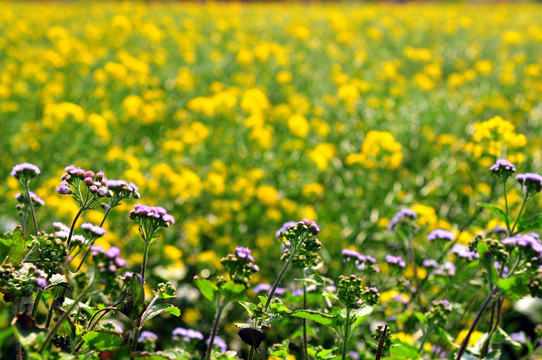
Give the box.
[130,204,175,227]
[253,283,285,295]
[385,254,406,268]
[53,222,70,232]
[11,163,41,180]
[15,191,45,206]
[516,173,542,194]
[427,229,455,242]
[423,259,439,268]
[275,221,297,237]
[388,208,417,231]
[81,223,106,237]
[207,336,227,352]
[300,218,320,235]
[105,246,121,259]
[489,159,516,175]
[56,180,71,195]
[36,277,47,288]
[235,247,255,262]
[502,233,542,258]
[434,262,456,277]
[451,244,479,261]
[491,225,508,236]
[342,249,362,262]
[172,327,204,342]
[138,331,158,343]
[510,332,529,344]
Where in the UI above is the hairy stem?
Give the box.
[341,308,352,360]
[25,184,38,236]
[205,298,225,360]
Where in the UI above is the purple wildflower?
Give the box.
[516,173,542,194]
[235,247,255,262]
[502,233,542,258]
[15,191,45,206]
[510,332,528,344]
[138,331,158,343]
[172,327,204,342]
[129,204,175,227]
[36,277,47,289]
[81,223,106,237]
[385,254,406,268]
[275,221,297,237]
[105,246,121,259]
[253,283,285,295]
[434,262,456,277]
[207,336,227,352]
[388,208,417,231]
[451,244,479,261]
[489,159,516,175]
[56,180,71,195]
[11,163,41,180]
[423,259,439,268]
[53,222,70,232]
[427,229,455,242]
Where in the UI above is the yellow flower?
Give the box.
[456,330,483,347]
[287,114,310,137]
[256,185,279,207]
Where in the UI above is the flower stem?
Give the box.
[39,282,93,354]
[341,307,352,360]
[25,184,38,236]
[141,240,151,283]
[205,298,225,360]
[503,180,511,235]
[67,208,85,248]
[511,193,528,235]
[301,270,309,360]
[264,250,296,311]
[130,326,141,360]
[456,287,497,360]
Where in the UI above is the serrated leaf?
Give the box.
[220,280,247,302]
[291,310,336,326]
[351,305,374,327]
[7,226,26,266]
[83,330,123,351]
[498,275,530,301]
[237,301,256,317]
[143,303,180,323]
[194,277,217,302]
[479,204,510,226]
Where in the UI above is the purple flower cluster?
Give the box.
[11,163,41,180]
[15,191,45,207]
[427,229,455,242]
[275,221,297,238]
[58,165,108,197]
[516,173,542,194]
[105,179,140,199]
[172,327,204,342]
[451,244,479,261]
[388,208,417,231]
[341,249,378,272]
[423,259,456,277]
[502,233,542,258]
[385,254,406,268]
[207,336,227,352]
[91,245,127,272]
[129,204,175,228]
[138,331,158,343]
[235,247,255,262]
[253,283,286,295]
[81,223,107,237]
[489,159,516,175]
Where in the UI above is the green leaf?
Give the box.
[351,304,374,327]
[517,214,542,233]
[477,241,497,284]
[7,226,26,266]
[237,301,256,317]
[291,310,336,326]
[131,274,146,322]
[390,341,419,359]
[0,232,11,262]
[143,303,181,324]
[479,204,510,226]
[485,350,502,360]
[435,326,455,346]
[220,280,247,302]
[83,330,123,351]
[194,277,217,302]
[493,326,521,349]
[413,312,427,325]
[498,275,530,301]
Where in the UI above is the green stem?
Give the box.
[141,240,151,283]
[25,184,38,236]
[503,180,511,235]
[32,289,43,319]
[300,269,309,360]
[341,308,352,360]
[130,326,141,360]
[263,250,296,311]
[67,208,85,248]
[21,209,28,237]
[403,231,422,310]
[511,193,528,235]
[39,282,93,354]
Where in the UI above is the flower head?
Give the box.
[502,233,542,259]
[489,159,516,177]
[56,180,71,195]
[172,327,204,342]
[15,191,45,207]
[427,229,455,242]
[388,208,417,231]
[138,331,158,343]
[129,204,175,228]
[451,244,479,261]
[11,163,40,181]
[81,223,106,237]
[516,173,542,194]
[385,254,406,268]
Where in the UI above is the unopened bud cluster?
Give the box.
[425,299,453,327]
[0,263,46,302]
[27,233,68,276]
[58,165,108,198]
[278,219,321,254]
[221,247,259,287]
[337,274,364,307]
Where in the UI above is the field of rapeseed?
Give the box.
[1,2,542,359]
